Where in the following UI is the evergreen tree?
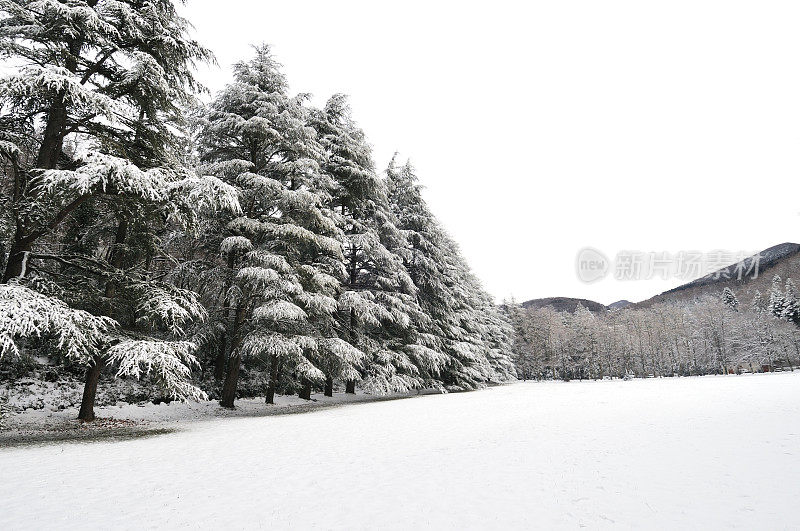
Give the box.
[781,278,799,325]
[768,275,785,319]
[751,290,766,314]
[310,95,424,394]
[722,287,739,312]
[0,0,212,280]
[385,158,515,389]
[0,0,237,420]
[198,45,355,407]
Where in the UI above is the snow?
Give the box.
[2,373,800,529]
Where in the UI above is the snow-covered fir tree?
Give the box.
[197,45,356,407]
[722,287,739,312]
[768,275,785,319]
[0,0,239,420]
[0,16,517,413]
[310,95,426,394]
[781,278,799,325]
[385,158,515,390]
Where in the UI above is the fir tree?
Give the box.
[781,278,799,325]
[751,290,766,314]
[385,158,515,389]
[198,45,355,407]
[722,287,739,312]
[310,95,424,394]
[0,0,238,420]
[0,0,213,280]
[768,275,785,319]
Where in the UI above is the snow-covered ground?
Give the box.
[2,372,799,530]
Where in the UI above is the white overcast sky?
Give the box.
[181,0,800,305]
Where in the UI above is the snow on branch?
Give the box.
[240,331,304,360]
[27,0,121,40]
[253,300,308,323]
[338,290,388,327]
[220,236,253,256]
[297,265,340,293]
[132,283,207,336]
[0,140,21,160]
[0,65,119,119]
[0,283,116,363]
[167,173,241,217]
[108,338,206,401]
[36,151,166,201]
[405,344,449,374]
[245,250,291,274]
[259,221,342,257]
[236,266,280,288]
[297,292,338,316]
[361,349,422,394]
[318,337,366,367]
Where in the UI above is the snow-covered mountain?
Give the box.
[637,242,800,308]
[521,243,800,313]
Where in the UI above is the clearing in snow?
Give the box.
[1,372,799,529]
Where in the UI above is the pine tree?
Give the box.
[781,279,799,325]
[768,275,785,319]
[198,45,356,407]
[385,158,515,389]
[722,287,739,312]
[310,95,424,394]
[0,0,212,280]
[751,290,766,314]
[0,0,239,420]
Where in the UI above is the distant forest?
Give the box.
[508,281,800,380]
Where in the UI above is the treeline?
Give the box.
[506,280,800,381]
[0,1,514,420]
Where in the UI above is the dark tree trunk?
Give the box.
[213,335,227,381]
[345,307,358,394]
[324,375,333,397]
[36,95,68,170]
[215,252,236,382]
[78,355,104,421]
[265,356,280,404]
[219,305,247,408]
[104,218,128,299]
[298,381,312,400]
[220,353,241,408]
[3,43,77,284]
[2,237,32,282]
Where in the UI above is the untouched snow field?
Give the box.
[2,372,799,530]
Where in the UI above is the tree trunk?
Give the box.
[216,252,237,382]
[266,356,280,404]
[103,218,128,299]
[324,375,333,397]
[36,95,68,170]
[78,355,104,421]
[219,305,247,408]
[298,381,312,400]
[213,336,227,381]
[1,236,32,282]
[220,353,241,408]
[345,306,358,394]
